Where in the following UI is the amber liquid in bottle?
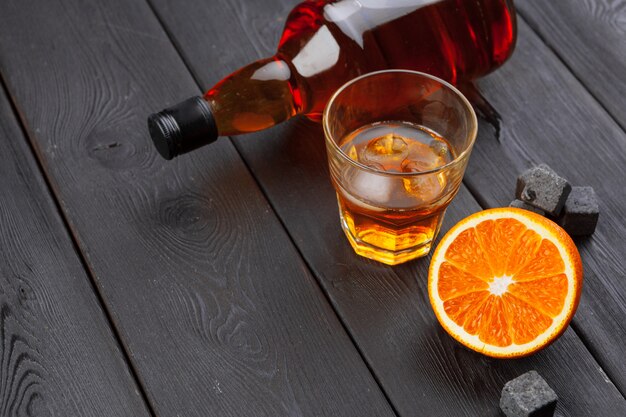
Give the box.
[149,0,516,159]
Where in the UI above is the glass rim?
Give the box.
[322,69,478,178]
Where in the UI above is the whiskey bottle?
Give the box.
[148,0,516,159]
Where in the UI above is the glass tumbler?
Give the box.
[323,70,477,265]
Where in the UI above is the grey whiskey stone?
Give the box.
[500,370,557,417]
[516,164,571,216]
[557,186,599,236]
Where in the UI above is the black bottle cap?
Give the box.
[147,96,218,160]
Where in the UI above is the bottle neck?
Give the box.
[147,56,303,159]
[205,56,303,137]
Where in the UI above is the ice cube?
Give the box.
[345,145,358,161]
[360,133,408,166]
[344,168,397,207]
[401,160,447,202]
[363,161,385,171]
[429,139,450,159]
[402,175,446,203]
[405,139,450,172]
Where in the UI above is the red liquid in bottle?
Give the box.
[206,0,515,136]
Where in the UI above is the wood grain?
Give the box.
[516,0,626,130]
[465,17,626,395]
[0,84,150,415]
[0,0,397,416]
[145,0,626,414]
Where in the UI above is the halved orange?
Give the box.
[428,208,583,358]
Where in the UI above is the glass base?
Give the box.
[339,215,435,265]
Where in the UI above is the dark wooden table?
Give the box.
[0,1,625,415]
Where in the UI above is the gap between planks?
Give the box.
[141,0,626,407]
[516,11,626,135]
[141,0,403,414]
[466,13,626,400]
[0,68,160,417]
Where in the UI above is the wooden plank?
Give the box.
[0,84,150,415]
[145,0,626,414]
[0,1,397,416]
[229,117,626,416]
[516,0,626,130]
[465,17,626,394]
